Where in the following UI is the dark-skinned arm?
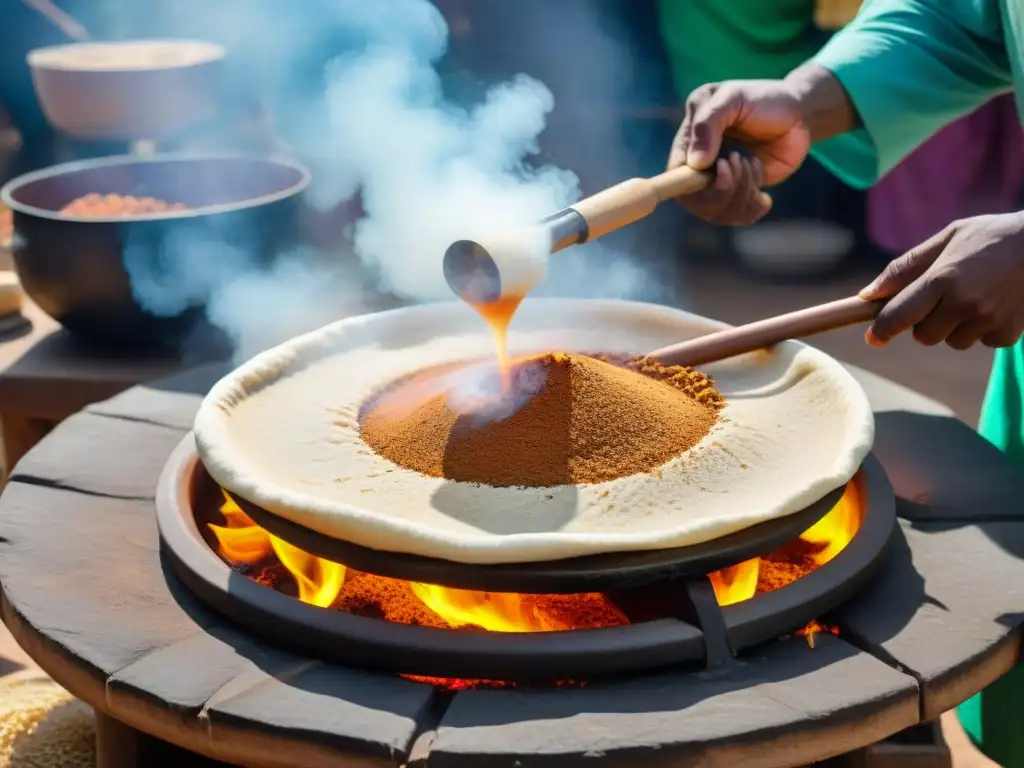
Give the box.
[783,63,861,144]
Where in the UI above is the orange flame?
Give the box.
[209,492,617,632]
[212,479,862,633]
[709,480,862,606]
[800,481,862,566]
[210,496,345,608]
[410,583,558,632]
[798,621,840,648]
[269,536,346,608]
[708,558,760,607]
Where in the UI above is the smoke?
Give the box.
[366,355,549,428]
[132,0,668,361]
[319,51,578,300]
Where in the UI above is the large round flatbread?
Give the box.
[194,299,874,564]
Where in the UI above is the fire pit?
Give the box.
[156,435,894,681]
[151,299,890,683]
[1,332,1024,766]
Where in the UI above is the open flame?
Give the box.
[708,481,862,607]
[800,482,862,567]
[210,480,861,639]
[211,500,346,607]
[708,558,760,608]
[210,493,625,632]
[411,583,559,633]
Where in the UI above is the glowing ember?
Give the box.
[708,481,862,607]
[798,621,841,648]
[208,480,862,689]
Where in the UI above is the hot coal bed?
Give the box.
[157,436,896,685]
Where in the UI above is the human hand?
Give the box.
[667,79,812,226]
[859,213,1024,350]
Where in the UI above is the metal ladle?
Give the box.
[443,163,714,304]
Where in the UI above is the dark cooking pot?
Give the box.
[0,152,311,349]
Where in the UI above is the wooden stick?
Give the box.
[571,165,713,241]
[648,296,885,368]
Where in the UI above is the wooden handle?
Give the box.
[648,165,715,200]
[648,296,884,368]
[570,166,714,241]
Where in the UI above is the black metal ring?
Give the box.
[231,480,844,594]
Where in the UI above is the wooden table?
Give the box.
[0,363,1021,767]
[0,301,200,480]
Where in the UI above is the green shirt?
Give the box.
[809,0,1022,452]
[811,0,1016,191]
[809,3,1024,760]
[657,0,823,101]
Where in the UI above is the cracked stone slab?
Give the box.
[0,479,436,768]
[848,365,1024,522]
[9,411,186,498]
[874,412,1024,522]
[85,363,232,432]
[0,482,217,684]
[205,660,436,768]
[427,635,918,768]
[831,519,1024,720]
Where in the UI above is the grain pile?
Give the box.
[61,193,188,216]
[360,352,724,488]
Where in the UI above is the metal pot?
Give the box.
[0,152,311,349]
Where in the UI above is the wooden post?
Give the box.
[94,710,230,768]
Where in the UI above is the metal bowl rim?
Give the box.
[26,38,227,73]
[0,151,311,223]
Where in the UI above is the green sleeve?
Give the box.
[808,0,1014,189]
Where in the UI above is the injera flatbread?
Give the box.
[194,299,874,564]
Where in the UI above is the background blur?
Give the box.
[0,0,1017,421]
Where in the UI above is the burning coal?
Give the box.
[124,0,664,363]
[207,480,859,686]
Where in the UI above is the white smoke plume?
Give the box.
[129,0,664,361]
[319,51,578,300]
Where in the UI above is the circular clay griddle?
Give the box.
[173,436,847,593]
[193,300,874,565]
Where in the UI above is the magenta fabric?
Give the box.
[867,94,1024,256]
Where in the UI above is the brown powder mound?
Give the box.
[620,355,726,410]
[360,352,723,488]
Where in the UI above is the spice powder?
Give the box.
[360,352,724,488]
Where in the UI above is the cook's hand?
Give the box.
[860,213,1024,350]
[668,79,812,226]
